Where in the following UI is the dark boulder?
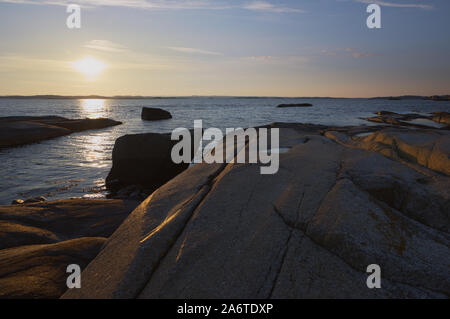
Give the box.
[141,107,172,121]
[106,130,199,194]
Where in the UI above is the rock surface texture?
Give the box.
[0,199,138,298]
[63,123,450,299]
[0,116,122,148]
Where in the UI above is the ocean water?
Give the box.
[0,97,449,205]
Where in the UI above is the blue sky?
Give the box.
[0,0,449,96]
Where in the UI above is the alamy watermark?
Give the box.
[66,4,81,29]
[367,4,381,29]
[66,3,381,30]
[171,120,280,175]
[366,264,382,289]
[66,264,81,289]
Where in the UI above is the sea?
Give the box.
[0,97,449,205]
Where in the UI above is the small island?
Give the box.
[277,103,313,108]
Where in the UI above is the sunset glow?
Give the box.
[71,57,106,78]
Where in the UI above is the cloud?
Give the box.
[0,0,228,9]
[242,55,309,65]
[84,40,128,53]
[242,1,304,13]
[354,0,433,10]
[0,54,72,71]
[167,46,223,55]
[0,0,303,12]
[351,52,375,58]
[321,48,378,58]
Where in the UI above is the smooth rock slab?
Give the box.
[0,199,139,250]
[62,125,450,299]
[0,238,106,299]
[0,199,139,298]
[0,116,121,148]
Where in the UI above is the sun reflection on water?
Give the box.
[79,134,110,168]
[80,99,107,118]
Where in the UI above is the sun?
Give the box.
[71,57,106,78]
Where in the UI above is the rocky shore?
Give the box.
[62,121,449,299]
[1,112,449,299]
[0,116,122,149]
[364,111,449,129]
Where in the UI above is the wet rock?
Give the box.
[23,196,47,204]
[141,107,172,121]
[0,121,71,148]
[0,116,122,149]
[51,118,121,132]
[365,111,448,129]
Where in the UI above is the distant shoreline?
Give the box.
[0,94,449,100]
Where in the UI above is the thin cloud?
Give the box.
[84,40,128,53]
[321,48,379,58]
[351,52,375,58]
[242,55,309,65]
[243,1,304,13]
[167,47,223,56]
[354,0,433,10]
[0,0,303,12]
[0,0,231,9]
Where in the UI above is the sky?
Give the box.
[0,0,449,97]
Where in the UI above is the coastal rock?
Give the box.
[0,121,71,148]
[141,107,172,121]
[62,124,450,299]
[51,118,122,132]
[24,196,47,204]
[432,112,450,125]
[0,237,106,299]
[277,103,313,108]
[0,116,122,149]
[0,199,139,250]
[365,111,448,129]
[0,199,139,298]
[106,130,199,194]
[350,128,450,176]
[427,95,450,101]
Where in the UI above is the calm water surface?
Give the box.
[0,97,448,204]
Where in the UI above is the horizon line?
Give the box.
[0,94,449,100]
